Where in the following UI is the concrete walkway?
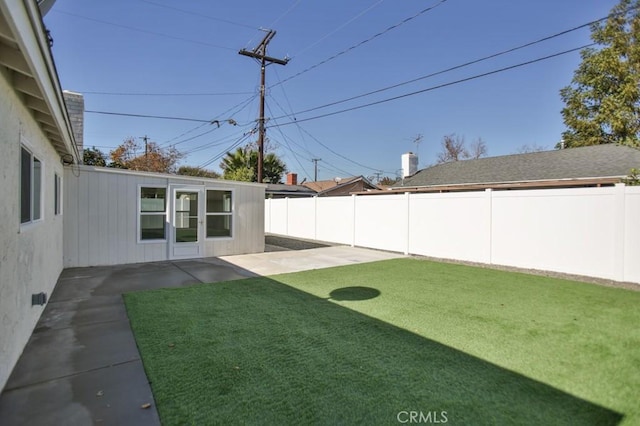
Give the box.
[0,246,402,425]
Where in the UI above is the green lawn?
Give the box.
[124,258,640,425]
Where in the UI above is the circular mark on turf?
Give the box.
[329,286,381,301]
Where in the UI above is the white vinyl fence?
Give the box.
[265,185,640,284]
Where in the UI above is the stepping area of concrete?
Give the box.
[0,242,403,425]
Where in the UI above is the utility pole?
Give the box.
[141,135,149,156]
[141,135,149,168]
[311,158,321,181]
[372,171,382,183]
[239,29,288,183]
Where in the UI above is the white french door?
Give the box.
[169,186,204,259]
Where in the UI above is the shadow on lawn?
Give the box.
[329,286,381,301]
[125,274,623,426]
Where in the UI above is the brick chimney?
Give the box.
[286,172,297,185]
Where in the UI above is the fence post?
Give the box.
[405,192,410,255]
[314,196,318,241]
[265,198,270,233]
[285,197,289,236]
[613,183,625,282]
[351,194,356,247]
[485,188,493,265]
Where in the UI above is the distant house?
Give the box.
[392,145,640,193]
[266,173,316,198]
[304,176,379,197]
[266,174,381,198]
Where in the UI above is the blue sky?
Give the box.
[44,0,619,181]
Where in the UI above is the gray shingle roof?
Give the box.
[397,144,640,188]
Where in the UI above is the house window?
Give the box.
[54,173,62,215]
[206,190,232,238]
[20,146,42,224]
[140,187,167,240]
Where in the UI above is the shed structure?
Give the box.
[64,166,265,267]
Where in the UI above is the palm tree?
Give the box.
[220,146,287,183]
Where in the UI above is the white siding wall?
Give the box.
[64,167,264,267]
[265,186,640,284]
[0,67,66,391]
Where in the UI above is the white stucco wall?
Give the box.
[0,66,66,391]
[63,167,265,267]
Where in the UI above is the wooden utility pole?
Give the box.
[239,30,288,183]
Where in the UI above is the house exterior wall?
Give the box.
[0,66,66,391]
[63,167,265,267]
[266,185,640,284]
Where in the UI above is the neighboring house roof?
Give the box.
[0,0,78,162]
[265,183,317,198]
[395,145,640,190]
[304,176,379,196]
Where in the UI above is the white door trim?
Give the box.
[169,185,204,260]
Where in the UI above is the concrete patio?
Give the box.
[0,240,402,425]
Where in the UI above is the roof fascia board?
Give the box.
[73,165,268,188]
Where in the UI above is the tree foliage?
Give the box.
[378,176,400,186]
[220,145,287,183]
[514,143,547,154]
[82,146,107,166]
[560,0,640,148]
[109,137,183,173]
[176,165,220,179]
[436,134,488,163]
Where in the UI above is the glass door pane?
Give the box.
[175,191,198,243]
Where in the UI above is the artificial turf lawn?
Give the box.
[124,258,640,425]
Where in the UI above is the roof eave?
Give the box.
[0,0,78,162]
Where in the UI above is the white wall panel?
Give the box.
[624,188,640,283]
[287,197,316,239]
[409,192,489,263]
[316,197,354,245]
[491,188,617,279]
[268,198,289,236]
[354,194,406,253]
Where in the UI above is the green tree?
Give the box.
[176,165,220,179]
[559,0,640,148]
[82,146,107,166]
[220,146,287,183]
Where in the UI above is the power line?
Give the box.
[271,0,450,87]
[270,8,633,122]
[78,90,255,97]
[298,125,394,174]
[269,0,303,28]
[53,10,237,51]
[264,103,312,180]
[267,83,385,175]
[138,0,258,30]
[85,110,216,123]
[198,131,254,169]
[158,94,258,147]
[293,0,385,58]
[268,43,595,128]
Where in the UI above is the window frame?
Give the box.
[20,142,44,227]
[205,189,234,240]
[137,185,168,243]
